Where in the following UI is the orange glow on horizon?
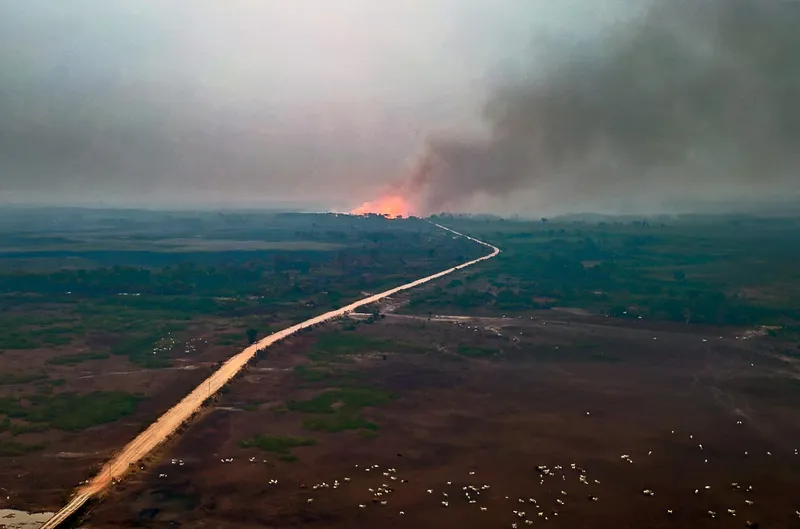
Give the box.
[350,195,414,218]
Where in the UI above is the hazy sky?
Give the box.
[402,0,800,215]
[2,1,797,215]
[0,0,643,210]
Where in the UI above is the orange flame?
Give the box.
[350,195,413,218]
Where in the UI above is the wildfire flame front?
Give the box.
[350,195,413,218]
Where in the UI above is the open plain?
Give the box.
[83,310,800,528]
[1,210,799,528]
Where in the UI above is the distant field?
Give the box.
[5,206,800,522]
[0,238,344,254]
[0,207,486,511]
[405,214,800,328]
[153,238,345,252]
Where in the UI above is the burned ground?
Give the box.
[83,313,800,528]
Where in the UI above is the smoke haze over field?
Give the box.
[404,0,800,215]
[1,1,799,214]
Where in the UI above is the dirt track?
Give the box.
[38,224,499,529]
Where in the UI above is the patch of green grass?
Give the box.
[286,387,396,434]
[239,435,317,454]
[0,372,48,385]
[359,429,379,439]
[216,332,244,346]
[37,325,81,335]
[9,422,49,435]
[241,400,262,412]
[293,365,361,384]
[0,332,38,350]
[40,334,73,346]
[46,352,110,366]
[457,345,497,358]
[308,332,423,362]
[0,391,141,432]
[278,454,298,463]
[293,365,332,382]
[111,335,172,368]
[286,387,397,414]
[0,440,45,457]
[80,308,191,337]
[35,326,80,346]
[0,323,82,350]
[303,412,378,433]
[0,315,76,328]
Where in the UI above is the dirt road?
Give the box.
[39,225,499,529]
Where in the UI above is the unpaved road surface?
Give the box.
[39,224,498,529]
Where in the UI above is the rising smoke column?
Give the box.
[406,0,800,215]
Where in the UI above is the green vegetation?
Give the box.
[239,435,317,454]
[293,365,332,382]
[0,322,82,352]
[309,331,424,362]
[40,334,72,346]
[293,364,361,384]
[0,391,141,432]
[216,332,244,346]
[359,429,380,439]
[287,387,397,414]
[309,333,386,362]
[46,351,110,366]
[303,412,378,433]
[110,335,173,368]
[0,209,482,376]
[0,440,45,457]
[0,332,38,350]
[457,345,497,358]
[0,211,482,300]
[9,422,49,435]
[410,215,800,328]
[286,387,397,433]
[241,400,263,412]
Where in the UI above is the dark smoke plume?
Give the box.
[406,0,800,215]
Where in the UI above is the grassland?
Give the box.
[0,207,487,479]
[0,439,46,456]
[285,387,397,433]
[46,352,110,366]
[407,215,800,329]
[307,331,425,363]
[0,391,141,433]
[457,344,498,358]
[239,435,317,456]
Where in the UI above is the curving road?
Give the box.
[39,223,499,529]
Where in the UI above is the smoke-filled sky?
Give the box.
[1,0,798,214]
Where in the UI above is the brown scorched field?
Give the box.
[79,309,800,529]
